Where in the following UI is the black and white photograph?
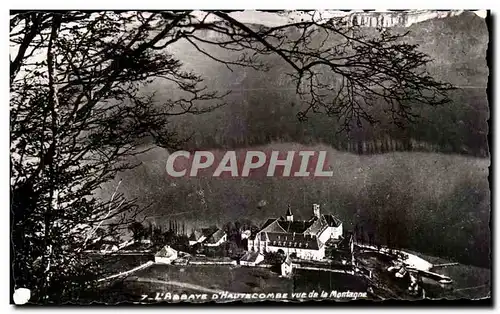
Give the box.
[9,8,491,305]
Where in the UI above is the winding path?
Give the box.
[98,261,154,282]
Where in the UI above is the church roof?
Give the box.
[265,232,322,250]
[251,208,343,244]
[305,216,323,233]
[259,218,286,233]
[260,218,279,231]
[277,220,314,233]
[323,214,342,227]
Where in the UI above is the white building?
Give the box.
[247,204,343,261]
[154,245,178,264]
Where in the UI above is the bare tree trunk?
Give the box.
[42,14,62,298]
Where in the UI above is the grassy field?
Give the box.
[131,264,292,293]
[93,264,291,303]
[91,263,374,303]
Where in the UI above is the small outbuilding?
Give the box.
[154,245,178,264]
[239,251,264,266]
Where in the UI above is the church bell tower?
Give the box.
[286,204,293,222]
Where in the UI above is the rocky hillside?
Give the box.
[326,10,483,29]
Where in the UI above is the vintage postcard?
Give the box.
[10,9,491,304]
